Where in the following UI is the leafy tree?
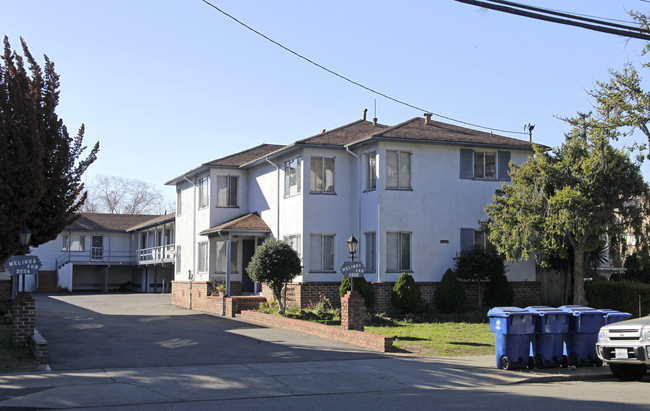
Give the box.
[0,37,98,261]
[483,274,514,308]
[246,239,301,314]
[486,118,649,305]
[454,245,506,307]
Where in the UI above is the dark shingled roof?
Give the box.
[296,120,388,147]
[200,212,271,235]
[204,144,285,168]
[68,213,161,232]
[368,117,533,148]
[127,213,176,232]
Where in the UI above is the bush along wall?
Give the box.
[434,268,466,313]
[586,280,650,317]
[392,272,423,313]
[340,277,374,308]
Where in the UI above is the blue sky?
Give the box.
[3,1,650,199]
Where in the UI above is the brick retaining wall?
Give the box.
[171,281,265,317]
[238,310,392,352]
[11,292,35,347]
[0,279,11,303]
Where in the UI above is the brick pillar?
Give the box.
[341,291,364,331]
[12,292,35,347]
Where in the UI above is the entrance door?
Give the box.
[242,240,255,293]
[92,236,104,261]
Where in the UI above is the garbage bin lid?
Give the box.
[558,305,604,316]
[599,308,632,317]
[524,306,570,316]
[487,306,531,317]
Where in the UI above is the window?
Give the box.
[365,232,376,272]
[216,240,238,273]
[177,188,182,216]
[460,228,496,252]
[284,234,301,257]
[387,232,411,271]
[460,149,511,181]
[176,245,181,273]
[62,234,85,251]
[198,242,208,273]
[284,157,301,196]
[310,234,334,271]
[198,176,209,208]
[365,151,376,191]
[217,175,238,207]
[386,150,411,189]
[474,151,496,179]
[310,157,335,193]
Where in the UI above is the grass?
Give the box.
[0,323,39,373]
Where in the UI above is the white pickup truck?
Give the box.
[596,316,650,381]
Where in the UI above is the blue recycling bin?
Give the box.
[525,306,570,368]
[600,309,632,325]
[559,305,604,366]
[488,307,535,370]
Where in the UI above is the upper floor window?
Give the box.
[198,176,209,209]
[217,175,238,207]
[365,151,376,191]
[386,150,411,189]
[460,149,511,181]
[310,156,335,193]
[386,231,411,272]
[310,234,334,272]
[284,157,301,197]
[62,234,85,251]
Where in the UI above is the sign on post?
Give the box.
[7,256,42,275]
[340,261,365,278]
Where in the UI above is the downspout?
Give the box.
[183,175,197,281]
[265,157,280,237]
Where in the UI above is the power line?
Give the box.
[200,0,528,136]
[455,0,650,40]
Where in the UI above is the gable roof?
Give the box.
[68,213,161,232]
[127,213,176,232]
[199,212,271,236]
[295,119,388,147]
[204,143,285,168]
[355,117,533,149]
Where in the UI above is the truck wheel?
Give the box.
[594,358,603,367]
[609,363,648,381]
[500,355,512,370]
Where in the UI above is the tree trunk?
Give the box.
[572,245,587,305]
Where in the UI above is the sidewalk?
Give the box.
[0,355,613,409]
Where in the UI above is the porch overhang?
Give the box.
[199,212,272,238]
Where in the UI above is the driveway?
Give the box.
[34,293,382,371]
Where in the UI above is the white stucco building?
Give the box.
[167,112,537,301]
[25,213,175,292]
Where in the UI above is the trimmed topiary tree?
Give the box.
[391,272,422,313]
[339,277,374,308]
[483,274,514,308]
[246,239,301,314]
[434,268,466,313]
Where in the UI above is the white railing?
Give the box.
[136,244,175,264]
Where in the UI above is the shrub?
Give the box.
[340,277,374,308]
[586,280,650,317]
[454,245,506,307]
[624,251,650,283]
[434,268,466,313]
[391,272,422,313]
[483,274,514,308]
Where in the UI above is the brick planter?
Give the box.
[341,291,364,331]
[12,292,35,347]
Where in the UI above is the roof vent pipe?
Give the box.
[373,117,378,126]
[424,113,432,125]
[321,129,326,133]
[363,108,368,121]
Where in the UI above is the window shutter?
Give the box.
[460,149,473,179]
[498,151,511,181]
[460,228,474,252]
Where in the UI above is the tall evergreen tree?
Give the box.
[0,37,98,261]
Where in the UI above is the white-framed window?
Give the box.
[365,232,376,272]
[310,156,335,193]
[62,234,85,251]
[215,240,238,273]
[460,228,496,253]
[387,231,411,272]
[198,176,209,209]
[176,245,181,273]
[284,234,301,257]
[176,187,182,217]
[217,175,238,207]
[386,150,411,189]
[365,151,376,191]
[474,151,496,180]
[198,242,208,273]
[310,234,334,271]
[284,157,301,197]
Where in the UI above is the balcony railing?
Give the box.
[56,250,136,268]
[136,244,175,265]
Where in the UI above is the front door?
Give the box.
[242,240,255,293]
[92,236,103,261]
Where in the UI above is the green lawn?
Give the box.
[365,321,495,356]
[0,323,39,373]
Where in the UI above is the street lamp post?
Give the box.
[12,225,32,297]
[347,234,358,291]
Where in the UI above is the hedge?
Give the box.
[586,280,650,318]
